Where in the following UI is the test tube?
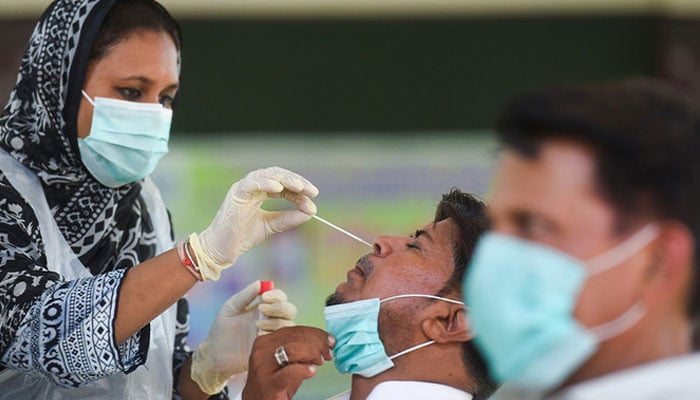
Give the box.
[257,280,274,335]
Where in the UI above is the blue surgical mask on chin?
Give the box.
[464,224,659,395]
[324,294,465,378]
[78,91,172,188]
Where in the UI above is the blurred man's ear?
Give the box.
[421,303,472,343]
[643,222,693,309]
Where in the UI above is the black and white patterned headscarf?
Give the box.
[0,0,159,276]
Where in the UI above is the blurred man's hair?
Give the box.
[434,189,497,399]
[496,78,700,322]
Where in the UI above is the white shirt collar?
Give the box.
[328,380,473,400]
[368,381,473,400]
[549,353,700,400]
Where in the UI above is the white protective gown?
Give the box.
[0,148,177,399]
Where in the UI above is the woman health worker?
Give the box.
[0,0,319,398]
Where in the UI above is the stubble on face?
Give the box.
[325,255,375,306]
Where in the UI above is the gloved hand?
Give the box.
[189,166,318,281]
[191,280,298,395]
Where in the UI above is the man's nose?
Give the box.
[373,235,404,257]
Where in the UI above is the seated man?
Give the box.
[240,189,497,400]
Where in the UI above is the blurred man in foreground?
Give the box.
[241,189,497,400]
[466,79,700,399]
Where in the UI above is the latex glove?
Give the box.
[189,166,318,281]
[191,280,298,395]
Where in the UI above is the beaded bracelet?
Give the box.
[178,239,203,281]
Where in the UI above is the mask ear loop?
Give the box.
[587,224,659,275]
[388,340,436,360]
[381,293,465,305]
[381,293,467,360]
[584,225,657,341]
[589,302,646,341]
[81,90,95,107]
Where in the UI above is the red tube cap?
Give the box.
[260,280,275,295]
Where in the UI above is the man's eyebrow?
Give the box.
[414,229,433,242]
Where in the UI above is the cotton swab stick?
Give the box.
[312,215,373,248]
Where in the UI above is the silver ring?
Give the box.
[274,346,290,367]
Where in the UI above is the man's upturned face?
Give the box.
[328,218,458,305]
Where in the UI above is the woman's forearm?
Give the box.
[115,248,198,344]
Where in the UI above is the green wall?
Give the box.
[174,16,656,132]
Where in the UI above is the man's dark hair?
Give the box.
[496,78,700,321]
[434,189,497,400]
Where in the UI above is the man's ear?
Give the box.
[421,303,472,344]
[643,222,693,306]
